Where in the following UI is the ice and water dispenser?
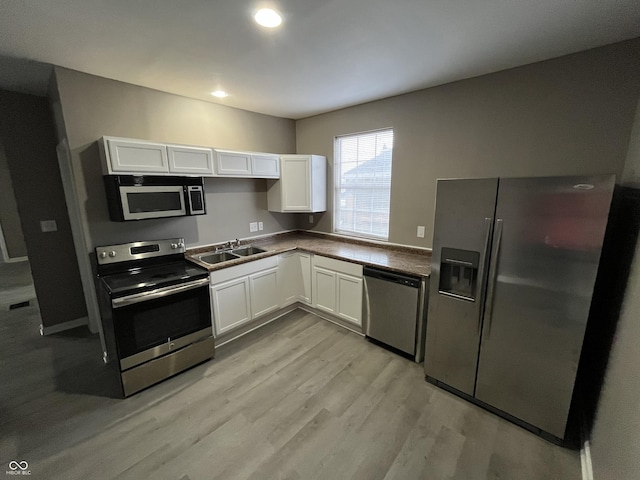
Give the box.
[438,248,480,301]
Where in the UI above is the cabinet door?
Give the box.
[215,150,252,176]
[211,278,251,335]
[298,253,312,304]
[279,252,312,306]
[336,273,363,326]
[278,253,299,306]
[106,138,168,174]
[281,156,311,211]
[252,154,280,178]
[313,266,336,314]
[249,268,279,318]
[168,145,214,175]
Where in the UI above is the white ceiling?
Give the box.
[1,0,639,119]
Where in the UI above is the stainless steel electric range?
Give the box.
[96,238,214,397]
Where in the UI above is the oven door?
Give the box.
[111,278,211,371]
[119,185,186,220]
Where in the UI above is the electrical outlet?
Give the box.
[249,222,258,232]
[417,225,425,238]
[40,220,58,232]
[258,222,264,231]
[309,215,314,223]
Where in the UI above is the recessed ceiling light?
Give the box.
[254,8,282,28]
[211,90,228,98]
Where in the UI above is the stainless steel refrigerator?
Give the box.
[424,175,615,442]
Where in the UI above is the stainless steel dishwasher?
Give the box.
[363,267,426,361]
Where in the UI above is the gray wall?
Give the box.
[54,67,298,251]
[0,90,87,326]
[296,38,640,247]
[590,99,640,480]
[0,140,28,259]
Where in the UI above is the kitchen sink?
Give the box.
[198,251,241,265]
[231,246,267,256]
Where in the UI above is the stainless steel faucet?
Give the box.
[215,239,240,251]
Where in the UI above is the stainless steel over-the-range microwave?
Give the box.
[104,175,206,221]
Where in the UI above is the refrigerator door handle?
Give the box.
[477,217,493,334]
[483,218,503,339]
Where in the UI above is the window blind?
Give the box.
[334,128,394,240]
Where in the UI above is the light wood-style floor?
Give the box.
[0,299,580,479]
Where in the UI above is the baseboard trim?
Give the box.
[215,303,364,348]
[2,255,28,263]
[297,304,364,336]
[580,439,594,480]
[40,317,88,335]
[215,306,298,347]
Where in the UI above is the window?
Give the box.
[334,128,394,240]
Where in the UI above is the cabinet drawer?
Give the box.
[312,255,362,278]
[209,255,278,285]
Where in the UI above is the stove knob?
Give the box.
[108,251,117,258]
[99,252,107,259]
[171,243,178,249]
[178,242,185,248]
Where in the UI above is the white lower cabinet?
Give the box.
[210,256,278,336]
[313,267,337,314]
[312,255,363,327]
[336,274,363,325]
[278,252,312,306]
[210,277,251,335]
[249,268,279,318]
[210,253,363,337]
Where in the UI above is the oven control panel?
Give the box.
[96,238,186,265]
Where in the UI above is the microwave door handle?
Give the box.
[111,277,209,308]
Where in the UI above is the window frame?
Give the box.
[333,127,394,241]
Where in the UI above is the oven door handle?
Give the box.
[112,277,209,308]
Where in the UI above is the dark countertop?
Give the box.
[186,231,432,278]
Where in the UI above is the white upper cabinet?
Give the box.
[214,150,252,176]
[267,155,326,213]
[167,145,214,176]
[102,137,169,175]
[214,150,281,178]
[100,136,282,178]
[251,154,280,178]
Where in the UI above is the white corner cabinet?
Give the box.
[312,255,363,327]
[214,149,280,178]
[100,136,281,178]
[210,256,279,336]
[267,155,326,213]
[278,251,312,306]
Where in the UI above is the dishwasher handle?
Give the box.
[363,267,420,288]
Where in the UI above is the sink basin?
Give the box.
[231,246,267,256]
[198,251,241,265]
